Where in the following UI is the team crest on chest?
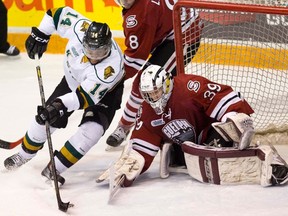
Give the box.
[126,15,138,28]
[162,119,196,144]
[104,66,115,79]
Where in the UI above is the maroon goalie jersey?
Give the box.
[121,0,202,78]
[130,73,254,171]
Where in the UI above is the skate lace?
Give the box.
[112,127,127,140]
[11,153,27,165]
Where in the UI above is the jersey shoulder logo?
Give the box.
[126,15,138,28]
[104,66,115,79]
[187,80,200,92]
[81,55,89,63]
[80,20,90,32]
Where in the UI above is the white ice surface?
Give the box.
[0,54,288,216]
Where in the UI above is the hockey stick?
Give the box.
[0,137,23,149]
[35,55,73,212]
[108,164,125,203]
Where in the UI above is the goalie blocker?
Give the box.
[182,141,288,186]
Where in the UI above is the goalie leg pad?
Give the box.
[258,144,288,186]
[182,141,263,185]
[159,143,172,179]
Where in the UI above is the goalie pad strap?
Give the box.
[199,156,220,184]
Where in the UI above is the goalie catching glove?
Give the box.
[96,144,145,187]
[25,27,50,59]
[36,99,67,126]
[212,113,255,150]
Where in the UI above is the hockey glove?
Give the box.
[36,99,67,126]
[96,145,145,187]
[25,27,50,59]
[212,113,254,150]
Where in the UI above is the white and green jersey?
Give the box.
[37,6,124,111]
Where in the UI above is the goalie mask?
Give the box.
[114,0,136,9]
[83,21,112,61]
[139,65,173,115]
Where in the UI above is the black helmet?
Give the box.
[83,21,112,60]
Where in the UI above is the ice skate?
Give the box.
[106,126,130,147]
[1,45,20,56]
[41,163,65,186]
[4,153,31,170]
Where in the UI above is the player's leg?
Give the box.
[4,77,72,170]
[41,80,124,184]
[0,2,19,56]
[106,71,143,147]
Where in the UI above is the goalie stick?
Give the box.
[0,137,23,149]
[108,165,125,203]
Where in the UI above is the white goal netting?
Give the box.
[173,0,288,144]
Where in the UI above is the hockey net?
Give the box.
[173,0,288,144]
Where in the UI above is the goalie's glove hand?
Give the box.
[96,147,145,187]
[213,113,254,150]
[36,99,67,125]
[25,27,50,59]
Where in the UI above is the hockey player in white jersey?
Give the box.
[4,6,125,185]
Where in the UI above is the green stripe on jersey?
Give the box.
[79,86,95,106]
[53,7,64,30]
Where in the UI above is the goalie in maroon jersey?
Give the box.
[106,0,203,147]
[97,64,288,187]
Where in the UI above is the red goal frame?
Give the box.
[173,0,288,75]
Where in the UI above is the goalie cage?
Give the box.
[173,0,288,144]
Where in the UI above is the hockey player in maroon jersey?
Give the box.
[97,64,288,187]
[106,0,203,147]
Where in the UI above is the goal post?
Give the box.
[173,0,288,144]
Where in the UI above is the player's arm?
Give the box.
[190,75,255,149]
[191,76,253,120]
[123,20,158,78]
[97,108,162,187]
[35,77,114,129]
[25,7,84,59]
[57,80,111,112]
